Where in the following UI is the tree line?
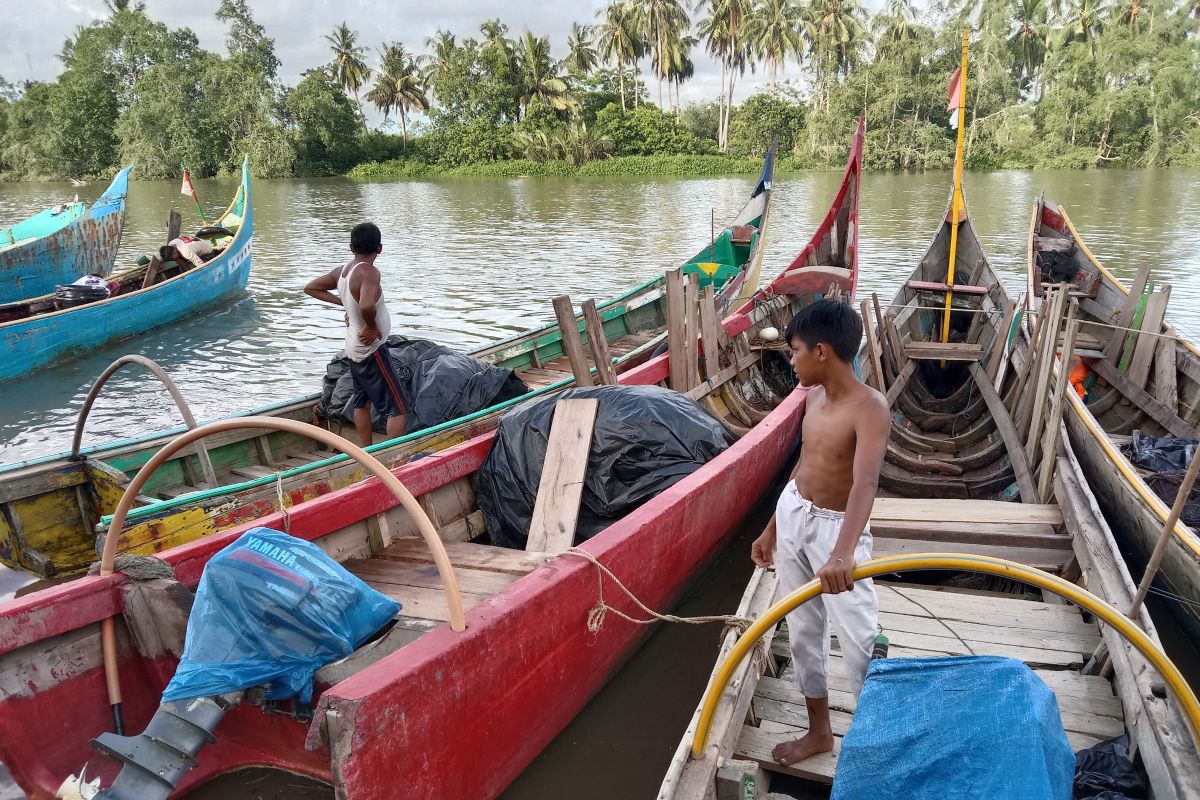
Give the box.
[0,0,1196,181]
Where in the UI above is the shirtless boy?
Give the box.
[304,223,407,446]
[750,300,890,766]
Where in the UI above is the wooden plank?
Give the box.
[986,298,1018,382]
[735,724,838,784]
[875,584,1091,636]
[860,300,885,392]
[903,342,983,361]
[871,497,1062,525]
[684,351,760,400]
[870,519,1067,549]
[525,399,598,554]
[581,299,617,385]
[683,273,701,392]
[871,293,896,382]
[1104,263,1152,362]
[1037,312,1079,501]
[1081,354,1197,439]
[377,538,541,575]
[1034,235,1073,252]
[871,538,1069,572]
[362,582,491,623]
[905,280,989,296]
[437,509,485,543]
[968,363,1037,502]
[666,269,688,391]
[884,360,916,407]
[551,295,594,387]
[345,558,517,596]
[1024,285,1066,455]
[1127,285,1171,390]
[699,284,724,376]
[1154,335,1179,413]
[166,209,181,241]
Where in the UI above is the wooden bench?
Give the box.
[906,280,989,296]
[903,342,984,361]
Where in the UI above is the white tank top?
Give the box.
[336,261,391,362]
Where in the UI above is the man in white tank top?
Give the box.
[304,223,407,445]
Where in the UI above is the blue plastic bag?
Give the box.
[162,528,400,704]
[832,656,1074,800]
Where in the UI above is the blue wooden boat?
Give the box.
[0,159,252,382]
[0,166,132,304]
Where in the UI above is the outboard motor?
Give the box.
[59,528,400,800]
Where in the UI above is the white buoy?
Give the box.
[759,326,780,342]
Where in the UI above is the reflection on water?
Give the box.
[1,169,1198,460]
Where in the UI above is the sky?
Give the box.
[2,0,830,118]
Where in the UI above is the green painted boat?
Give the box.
[0,148,776,579]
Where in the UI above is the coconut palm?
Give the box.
[480,18,512,57]
[556,122,614,165]
[871,0,917,57]
[1010,0,1050,90]
[639,0,690,107]
[1057,0,1108,55]
[366,43,430,147]
[1109,0,1147,31]
[697,0,755,149]
[805,0,868,79]
[664,33,698,109]
[597,1,647,110]
[326,22,371,129]
[566,22,600,74]
[514,31,580,117]
[746,0,806,85]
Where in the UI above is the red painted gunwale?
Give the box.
[0,121,864,800]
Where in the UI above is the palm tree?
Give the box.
[480,18,512,56]
[326,22,371,129]
[805,0,868,82]
[566,22,600,75]
[597,1,646,110]
[664,33,698,109]
[746,0,805,86]
[1109,0,1146,31]
[697,0,755,149]
[871,0,916,57]
[556,122,614,165]
[366,43,430,147]
[1057,0,1108,55]
[514,31,580,117]
[639,0,690,108]
[1010,0,1050,92]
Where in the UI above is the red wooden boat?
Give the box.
[0,119,864,800]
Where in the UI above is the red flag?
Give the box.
[946,67,963,113]
[180,168,197,200]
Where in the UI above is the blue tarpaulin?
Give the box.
[831,656,1074,800]
[162,528,400,704]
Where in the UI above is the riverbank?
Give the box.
[346,153,821,181]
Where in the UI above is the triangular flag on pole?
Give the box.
[946,67,963,114]
[179,165,208,225]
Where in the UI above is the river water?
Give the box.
[1,169,1199,798]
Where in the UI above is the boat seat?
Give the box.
[230,466,274,479]
[903,342,984,361]
[906,280,988,296]
[729,225,757,245]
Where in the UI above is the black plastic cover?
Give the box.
[1073,736,1146,799]
[477,384,735,549]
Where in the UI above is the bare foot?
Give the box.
[771,729,835,766]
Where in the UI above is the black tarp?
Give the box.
[316,335,528,434]
[1073,736,1146,799]
[476,384,735,549]
[1123,431,1200,526]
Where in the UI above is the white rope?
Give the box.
[275,472,291,534]
[559,546,770,665]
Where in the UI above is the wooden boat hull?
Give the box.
[0,163,251,382]
[0,129,862,800]
[0,167,131,305]
[0,153,776,578]
[1030,199,1200,635]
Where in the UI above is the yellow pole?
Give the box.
[940,29,970,347]
[688,553,1200,760]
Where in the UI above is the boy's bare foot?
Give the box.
[771,729,835,766]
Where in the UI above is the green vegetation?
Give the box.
[1,0,1197,182]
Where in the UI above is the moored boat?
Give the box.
[0,121,863,800]
[1027,196,1200,635]
[0,150,776,579]
[0,167,132,305]
[0,160,252,383]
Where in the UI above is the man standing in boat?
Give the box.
[304,222,408,446]
[750,300,889,767]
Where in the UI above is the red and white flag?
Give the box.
[946,67,963,113]
[180,168,198,201]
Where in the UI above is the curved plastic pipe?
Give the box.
[689,553,1200,760]
[99,416,467,724]
[71,355,216,486]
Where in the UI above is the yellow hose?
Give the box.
[689,553,1200,759]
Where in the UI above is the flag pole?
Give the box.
[941,29,970,349]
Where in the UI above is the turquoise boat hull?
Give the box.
[0,167,132,304]
[0,161,252,382]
